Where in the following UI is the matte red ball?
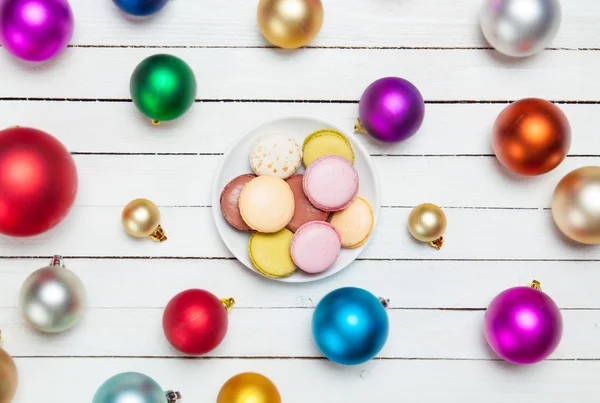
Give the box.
[162,289,229,355]
[0,127,77,237]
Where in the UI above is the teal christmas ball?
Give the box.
[312,287,389,365]
[93,372,179,403]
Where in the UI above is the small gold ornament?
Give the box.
[408,203,447,250]
[217,373,281,403]
[122,198,167,242]
[552,166,600,244]
[257,0,324,49]
[0,332,18,403]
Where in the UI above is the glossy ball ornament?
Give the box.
[130,54,197,125]
[0,333,17,403]
[0,126,77,237]
[480,0,561,57]
[0,0,73,62]
[493,98,570,176]
[162,289,235,355]
[257,0,323,49]
[122,198,167,242]
[485,281,562,364]
[20,256,85,333]
[113,0,168,17]
[356,77,425,143]
[312,287,389,365]
[217,373,281,403]
[408,203,447,250]
[93,372,181,403]
[552,166,600,244]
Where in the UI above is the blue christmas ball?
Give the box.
[113,0,169,17]
[93,372,168,403]
[312,287,389,365]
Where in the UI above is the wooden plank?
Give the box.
[2,101,597,156]
[1,48,599,101]
[67,0,599,49]
[67,154,600,208]
[0,308,595,359]
[12,358,600,403]
[0,207,596,261]
[0,259,593,309]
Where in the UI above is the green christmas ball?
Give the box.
[130,54,197,124]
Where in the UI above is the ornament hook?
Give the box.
[165,391,181,402]
[378,297,390,308]
[221,297,236,312]
[429,237,444,250]
[50,255,65,267]
[354,119,368,135]
[529,280,542,291]
[152,120,161,126]
[149,225,167,242]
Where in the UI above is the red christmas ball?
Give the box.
[0,127,77,237]
[162,289,234,355]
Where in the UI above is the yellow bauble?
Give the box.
[0,342,17,403]
[552,166,600,244]
[217,373,281,403]
[408,203,447,249]
[121,198,167,242]
[257,0,324,49]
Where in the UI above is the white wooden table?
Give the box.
[1,1,599,401]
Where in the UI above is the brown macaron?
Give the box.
[285,174,330,232]
[220,174,256,231]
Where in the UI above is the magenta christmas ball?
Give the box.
[356,77,425,143]
[0,0,74,62]
[484,281,562,364]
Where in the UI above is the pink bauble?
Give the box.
[484,284,562,364]
[0,0,74,62]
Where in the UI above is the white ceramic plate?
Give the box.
[212,115,381,283]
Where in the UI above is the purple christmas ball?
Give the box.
[484,284,563,365]
[357,77,425,143]
[0,0,74,62]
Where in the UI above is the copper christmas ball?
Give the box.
[492,99,571,176]
[0,346,17,403]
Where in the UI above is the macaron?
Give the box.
[290,221,342,274]
[329,197,374,248]
[302,129,355,167]
[303,155,359,212]
[248,228,296,278]
[249,134,302,179]
[285,174,330,232]
[220,174,256,231]
[239,175,295,233]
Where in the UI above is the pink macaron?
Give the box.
[290,221,342,274]
[303,155,359,212]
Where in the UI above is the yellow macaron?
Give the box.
[248,228,296,278]
[302,129,355,167]
[329,197,374,248]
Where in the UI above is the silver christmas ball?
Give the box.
[20,256,85,333]
[480,0,561,57]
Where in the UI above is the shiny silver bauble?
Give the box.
[480,0,561,57]
[20,256,86,333]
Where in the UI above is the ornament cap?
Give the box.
[430,237,444,250]
[354,119,368,135]
[152,120,161,126]
[149,225,167,242]
[378,297,390,308]
[165,390,181,402]
[221,297,236,312]
[529,280,542,291]
[0,330,3,347]
[50,255,65,267]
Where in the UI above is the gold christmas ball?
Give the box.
[257,0,324,49]
[0,346,17,403]
[121,198,166,242]
[552,166,600,244]
[408,203,447,245]
[217,372,281,403]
